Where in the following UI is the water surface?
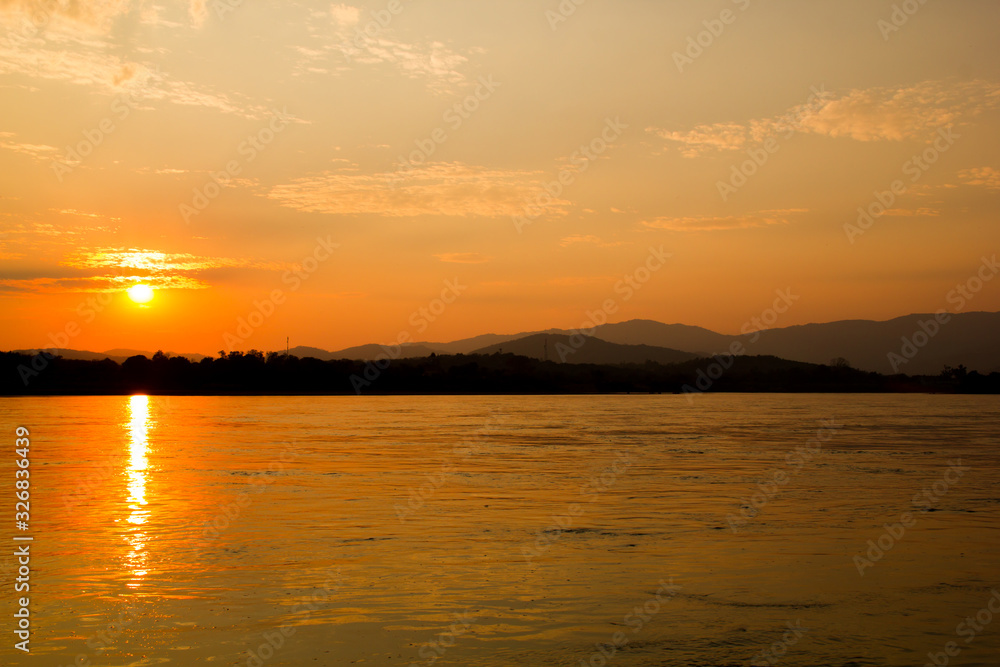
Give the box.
[1,394,998,666]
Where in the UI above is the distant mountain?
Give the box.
[473,333,697,365]
[13,348,128,363]
[326,343,439,361]
[415,329,573,355]
[13,348,208,363]
[287,346,340,361]
[102,348,153,359]
[573,312,1000,375]
[12,311,999,375]
[589,320,735,356]
[747,312,1000,375]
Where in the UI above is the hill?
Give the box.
[473,334,697,365]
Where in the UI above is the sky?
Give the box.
[0,0,998,355]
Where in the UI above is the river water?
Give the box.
[1,394,998,666]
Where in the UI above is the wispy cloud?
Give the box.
[0,247,303,294]
[0,0,205,33]
[650,80,1000,157]
[0,131,58,160]
[882,207,940,217]
[330,3,360,27]
[0,274,209,294]
[0,21,269,119]
[1,221,116,239]
[52,208,121,221]
[292,3,474,92]
[0,0,133,33]
[61,249,293,274]
[959,166,1000,190]
[559,235,626,248]
[642,209,808,232]
[268,162,552,218]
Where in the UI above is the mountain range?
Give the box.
[13,311,1000,376]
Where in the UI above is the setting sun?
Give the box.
[127,284,155,305]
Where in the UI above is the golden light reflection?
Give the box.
[125,395,151,588]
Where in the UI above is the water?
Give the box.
[1,394,998,666]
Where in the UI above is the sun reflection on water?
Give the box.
[125,395,151,587]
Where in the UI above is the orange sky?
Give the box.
[1,0,999,355]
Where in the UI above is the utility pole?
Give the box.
[286,336,289,357]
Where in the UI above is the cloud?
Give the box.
[0,247,303,294]
[959,167,1000,190]
[330,3,360,27]
[642,209,808,232]
[0,132,58,160]
[0,23,268,119]
[0,274,209,294]
[268,162,557,218]
[882,207,940,217]
[434,252,491,264]
[61,249,293,273]
[651,122,750,158]
[188,0,207,27]
[290,4,473,92]
[0,0,133,33]
[559,235,626,248]
[1,221,116,240]
[334,36,471,92]
[651,80,1000,157]
[52,208,121,220]
[0,0,207,32]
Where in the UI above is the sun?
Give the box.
[127,284,155,304]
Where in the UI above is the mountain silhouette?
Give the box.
[473,334,697,365]
[12,311,999,375]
